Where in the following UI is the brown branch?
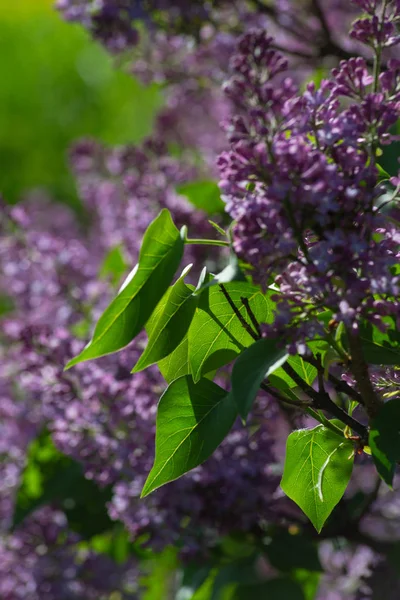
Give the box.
[260,382,308,408]
[282,363,368,441]
[241,296,262,337]
[304,355,365,406]
[219,285,259,341]
[346,329,383,419]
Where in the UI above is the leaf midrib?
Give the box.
[143,392,226,494]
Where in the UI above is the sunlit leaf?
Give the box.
[177,180,225,215]
[132,265,196,372]
[66,210,184,369]
[141,376,237,496]
[281,425,354,532]
[188,282,273,382]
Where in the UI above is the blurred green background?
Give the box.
[0,0,161,210]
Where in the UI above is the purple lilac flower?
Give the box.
[218,24,400,345]
[0,507,140,599]
[351,0,400,48]
[317,541,379,599]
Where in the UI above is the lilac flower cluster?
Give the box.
[0,507,139,599]
[317,541,379,599]
[218,8,400,345]
[351,0,400,47]
[55,0,213,52]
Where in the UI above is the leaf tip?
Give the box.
[131,362,145,374]
[140,478,154,499]
[64,357,78,371]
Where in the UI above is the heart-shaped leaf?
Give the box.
[281,425,354,532]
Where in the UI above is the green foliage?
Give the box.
[177,180,225,215]
[292,570,321,600]
[231,338,289,420]
[14,432,112,537]
[269,356,317,391]
[141,547,179,600]
[0,0,160,207]
[99,245,128,286]
[0,294,13,317]
[211,560,258,600]
[342,321,400,365]
[264,531,322,573]
[188,282,272,382]
[66,210,185,368]
[141,376,237,496]
[234,578,305,600]
[281,425,354,532]
[369,399,400,486]
[157,336,192,383]
[133,265,197,372]
[176,565,212,600]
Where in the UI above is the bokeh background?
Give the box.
[0,0,160,209]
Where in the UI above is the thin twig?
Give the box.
[304,354,365,406]
[346,329,383,419]
[282,363,368,441]
[241,296,262,338]
[260,382,308,408]
[219,285,259,341]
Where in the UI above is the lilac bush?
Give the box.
[1,0,400,598]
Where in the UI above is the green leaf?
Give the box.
[99,245,128,286]
[231,338,289,420]
[377,163,391,182]
[264,531,322,572]
[0,294,13,317]
[14,432,112,536]
[177,180,225,215]
[292,570,321,600]
[234,578,305,600]
[176,565,212,600]
[65,210,184,369]
[141,376,237,496]
[151,270,208,384]
[142,547,179,600]
[369,399,400,486]
[211,560,257,600]
[158,336,192,383]
[341,321,400,365]
[188,282,273,382]
[269,355,317,391]
[132,265,197,372]
[281,425,354,532]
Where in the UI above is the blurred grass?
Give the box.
[0,0,161,209]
